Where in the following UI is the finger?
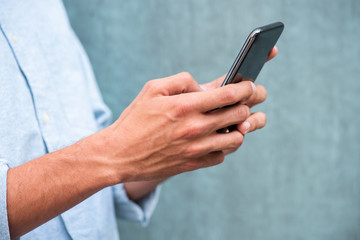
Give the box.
[191,151,226,170]
[184,131,244,158]
[183,80,256,113]
[204,103,250,132]
[243,84,267,108]
[223,148,237,155]
[201,74,226,90]
[237,112,267,135]
[144,72,202,97]
[266,46,278,62]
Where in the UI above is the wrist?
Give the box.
[74,126,133,186]
[67,130,118,188]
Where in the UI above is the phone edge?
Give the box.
[221,22,284,87]
[221,29,260,87]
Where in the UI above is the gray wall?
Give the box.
[63,0,360,239]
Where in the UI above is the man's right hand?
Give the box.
[6,72,259,238]
[94,72,257,183]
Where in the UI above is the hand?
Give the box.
[97,72,257,182]
[200,47,278,153]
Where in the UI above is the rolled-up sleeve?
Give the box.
[112,184,160,227]
[0,159,10,240]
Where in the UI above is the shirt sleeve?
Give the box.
[112,184,161,227]
[0,159,10,240]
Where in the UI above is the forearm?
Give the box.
[6,131,119,239]
[124,179,165,201]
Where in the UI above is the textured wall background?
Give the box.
[63,0,360,239]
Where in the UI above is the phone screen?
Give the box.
[222,22,284,86]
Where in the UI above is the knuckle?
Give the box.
[175,120,204,139]
[178,72,197,88]
[187,121,205,137]
[231,132,244,148]
[242,81,254,97]
[187,121,205,138]
[177,72,193,80]
[184,144,203,158]
[221,88,238,104]
[235,105,250,120]
[143,79,158,91]
[173,102,195,117]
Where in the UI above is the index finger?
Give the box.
[184,81,256,113]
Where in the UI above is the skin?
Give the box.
[124,46,278,200]
[7,47,277,239]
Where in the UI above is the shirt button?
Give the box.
[43,112,50,124]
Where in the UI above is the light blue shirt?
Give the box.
[0,1,160,239]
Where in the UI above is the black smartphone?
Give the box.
[222,22,284,86]
[217,22,284,133]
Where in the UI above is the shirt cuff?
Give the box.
[112,183,161,227]
[0,159,10,240]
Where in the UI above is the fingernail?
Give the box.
[243,121,250,133]
[250,82,256,93]
[200,85,207,91]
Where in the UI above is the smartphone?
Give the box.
[221,22,284,86]
[217,22,284,133]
